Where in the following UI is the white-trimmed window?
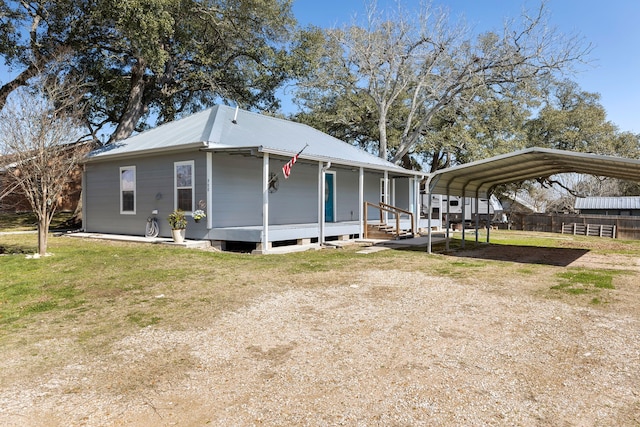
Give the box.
[174,161,194,212]
[120,166,136,214]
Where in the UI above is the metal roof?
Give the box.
[426,147,640,198]
[575,196,640,210]
[87,105,415,175]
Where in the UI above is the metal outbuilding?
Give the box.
[425,147,640,252]
[575,196,640,215]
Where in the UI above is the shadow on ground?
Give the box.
[448,244,590,267]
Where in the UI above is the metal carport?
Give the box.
[425,147,640,253]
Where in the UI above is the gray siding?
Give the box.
[210,154,263,227]
[85,150,405,243]
[267,159,319,225]
[331,168,387,222]
[209,157,386,227]
[393,177,411,210]
[363,171,384,219]
[84,150,208,238]
[334,168,360,222]
[210,154,320,227]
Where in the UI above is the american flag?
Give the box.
[282,145,307,179]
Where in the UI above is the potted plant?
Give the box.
[168,209,187,243]
[192,209,206,223]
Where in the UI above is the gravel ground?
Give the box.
[1,267,639,426]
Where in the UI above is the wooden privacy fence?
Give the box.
[507,213,640,240]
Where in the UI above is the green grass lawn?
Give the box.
[1,225,638,355]
[0,211,75,232]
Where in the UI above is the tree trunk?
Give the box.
[0,63,40,111]
[378,119,388,161]
[37,215,49,256]
[72,195,83,224]
[111,58,148,142]
[377,101,390,161]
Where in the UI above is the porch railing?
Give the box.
[363,201,415,239]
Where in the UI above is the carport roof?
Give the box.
[427,147,640,198]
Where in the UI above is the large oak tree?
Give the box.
[294,1,590,167]
[0,0,317,142]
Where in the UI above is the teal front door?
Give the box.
[325,172,335,222]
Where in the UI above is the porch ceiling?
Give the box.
[427,147,640,198]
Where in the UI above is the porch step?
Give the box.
[366,224,414,240]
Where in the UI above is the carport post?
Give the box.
[486,189,493,244]
[427,190,433,253]
[461,197,466,249]
[445,190,451,251]
[474,190,480,244]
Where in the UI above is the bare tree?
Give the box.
[0,70,91,256]
[295,1,591,166]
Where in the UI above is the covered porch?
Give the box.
[203,147,427,254]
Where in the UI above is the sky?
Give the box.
[292,0,640,134]
[0,1,637,135]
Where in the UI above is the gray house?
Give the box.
[82,105,424,252]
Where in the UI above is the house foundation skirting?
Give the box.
[207,218,433,248]
[208,221,363,244]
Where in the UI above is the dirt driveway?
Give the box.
[1,245,639,426]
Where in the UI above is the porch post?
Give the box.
[206,152,213,230]
[391,175,396,206]
[318,161,325,244]
[413,177,421,234]
[384,170,389,222]
[426,174,437,254]
[261,153,269,252]
[359,167,364,238]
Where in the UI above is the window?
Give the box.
[174,161,194,212]
[120,166,136,214]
